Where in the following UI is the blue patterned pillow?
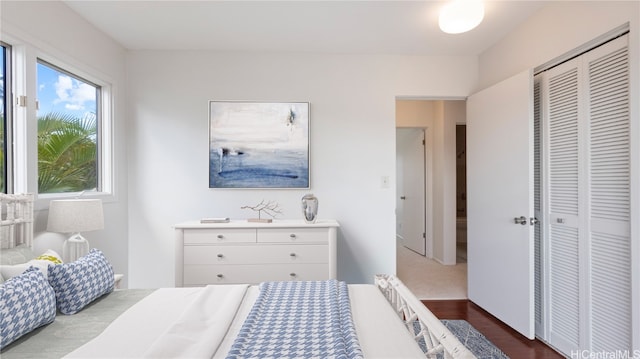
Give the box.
[48,248,115,315]
[0,267,56,349]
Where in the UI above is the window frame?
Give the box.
[36,58,103,194]
[1,41,13,194]
[2,35,115,207]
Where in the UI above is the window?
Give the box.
[1,43,10,194]
[0,36,113,200]
[36,60,101,194]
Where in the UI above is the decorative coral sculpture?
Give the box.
[241,200,283,223]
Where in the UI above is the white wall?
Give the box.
[430,101,459,264]
[126,52,477,287]
[442,101,465,263]
[478,0,639,350]
[0,2,130,284]
[478,1,639,90]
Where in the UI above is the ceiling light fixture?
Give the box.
[439,0,485,34]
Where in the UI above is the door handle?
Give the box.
[400,196,406,200]
[514,216,527,225]
[514,216,538,225]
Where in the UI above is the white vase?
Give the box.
[301,194,318,224]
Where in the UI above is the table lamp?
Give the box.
[47,199,104,262]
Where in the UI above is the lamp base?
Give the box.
[63,233,90,262]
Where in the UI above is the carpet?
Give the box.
[396,242,468,300]
[414,320,509,359]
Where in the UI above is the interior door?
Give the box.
[466,69,535,339]
[397,128,426,255]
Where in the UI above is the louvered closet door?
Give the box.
[583,35,631,352]
[542,57,582,354]
[542,34,630,354]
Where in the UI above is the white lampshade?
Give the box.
[439,0,485,34]
[47,199,104,233]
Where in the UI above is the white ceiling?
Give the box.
[63,1,546,56]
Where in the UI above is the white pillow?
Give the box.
[0,249,63,280]
[0,260,50,279]
[0,245,35,265]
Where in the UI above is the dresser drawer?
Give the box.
[257,228,328,243]
[184,263,329,285]
[185,244,328,265]
[183,228,256,244]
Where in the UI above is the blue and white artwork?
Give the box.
[209,101,310,188]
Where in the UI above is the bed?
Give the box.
[0,193,476,358]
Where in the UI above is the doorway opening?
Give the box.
[395,98,468,300]
[456,124,467,263]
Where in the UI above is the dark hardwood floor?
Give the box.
[422,300,564,359]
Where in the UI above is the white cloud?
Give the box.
[54,75,96,112]
[75,83,96,103]
[65,104,82,111]
[55,75,72,102]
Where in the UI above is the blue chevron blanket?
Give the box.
[226,280,364,359]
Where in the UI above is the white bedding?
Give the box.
[65,284,426,358]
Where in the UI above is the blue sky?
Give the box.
[37,63,96,119]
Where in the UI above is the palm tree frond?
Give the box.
[37,112,98,193]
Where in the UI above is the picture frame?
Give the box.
[209,101,310,189]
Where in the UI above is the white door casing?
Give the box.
[467,69,535,339]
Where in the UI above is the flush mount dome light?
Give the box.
[439,0,485,34]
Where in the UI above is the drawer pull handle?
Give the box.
[289,273,297,278]
[217,274,224,279]
[217,254,224,259]
[290,253,297,258]
[290,234,296,238]
[217,234,224,239]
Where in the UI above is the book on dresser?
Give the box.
[200,217,230,223]
[173,219,339,287]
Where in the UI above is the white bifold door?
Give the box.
[537,33,631,354]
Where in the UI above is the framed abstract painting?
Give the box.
[209,101,310,189]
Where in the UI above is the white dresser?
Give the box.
[174,219,339,286]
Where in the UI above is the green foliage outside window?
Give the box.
[0,113,97,194]
[37,112,97,193]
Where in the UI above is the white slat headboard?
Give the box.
[0,193,35,249]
